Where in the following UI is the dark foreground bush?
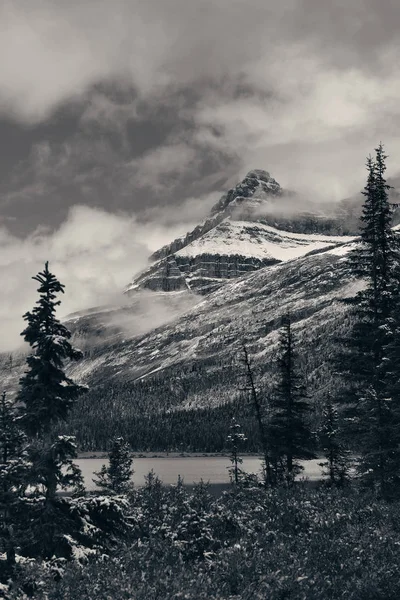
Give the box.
[6,484,400,599]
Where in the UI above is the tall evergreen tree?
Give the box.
[339,145,400,496]
[269,315,315,483]
[17,263,86,501]
[17,262,86,438]
[348,146,398,315]
[15,263,87,557]
[348,155,378,280]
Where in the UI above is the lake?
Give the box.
[76,456,324,491]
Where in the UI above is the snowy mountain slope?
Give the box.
[0,243,357,403]
[174,220,354,261]
[149,169,284,263]
[64,244,358,413]
[125,221,355,295]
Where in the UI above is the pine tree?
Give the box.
[93,437,133,494]
[379,301,400,494]
[17,262,86,501]
[226,417,247,484]
[318,395,349,486]
[19,436,85,559]
[15,263,87,557]
[17,261,86,437]
[0,392,27,488]
[269,315,315,484]
[338,144,400,496]
[28,436,84,501]
[348,155,379,280]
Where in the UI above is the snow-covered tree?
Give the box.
[93,437,133,494]
[226,418,247,484]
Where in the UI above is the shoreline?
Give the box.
[77,451,264,460]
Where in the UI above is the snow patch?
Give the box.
[175,219,355,262]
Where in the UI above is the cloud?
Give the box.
[0,201,210,352]
[80,91,138,132]
[191,40,400,200]
[2,0,394,204]
[141,191,221,226]
[0,2,112,122]
[0,0,279,122]
[103,289,199,343]
[1,127,224,236]
[129,143,199,192]
[1,0,399,122]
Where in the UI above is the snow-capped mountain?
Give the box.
[126,170,354,295]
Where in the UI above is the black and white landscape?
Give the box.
[2,2,400,599]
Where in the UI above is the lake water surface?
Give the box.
[76,457,324,491]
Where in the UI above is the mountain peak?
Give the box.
[125,166,355,296]
[244,169,275,183]
[210,169,282,216]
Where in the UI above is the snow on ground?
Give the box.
[327,242,359,257]
[175,219,355,262]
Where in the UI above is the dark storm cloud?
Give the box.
[1,0,397,121]
[1,0,400,221]
[1,1,399,194]
[0,90,229,235]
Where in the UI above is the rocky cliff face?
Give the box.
[129,253,276,295]
[126,170,354,296]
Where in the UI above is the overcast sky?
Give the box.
[1,0,400,349]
